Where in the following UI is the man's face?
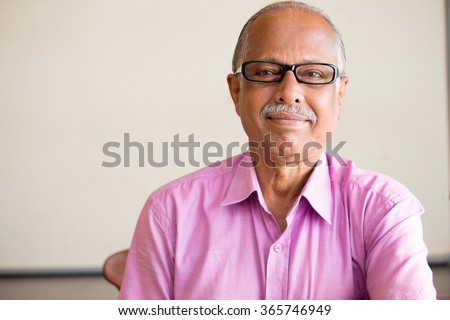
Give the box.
[228,9,349,162]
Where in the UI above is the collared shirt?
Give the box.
[119,152,436,300]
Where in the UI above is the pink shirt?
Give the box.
[119,153,436,300]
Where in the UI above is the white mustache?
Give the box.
[260,103,317,124]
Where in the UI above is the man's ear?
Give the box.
[227,74,241,116]
[337,76,349,120]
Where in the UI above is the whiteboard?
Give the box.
[0,0,448,270]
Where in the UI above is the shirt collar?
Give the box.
[221,152,332,224]
[221,153,260,206]
[301,152,332,224]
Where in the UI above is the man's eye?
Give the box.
[255,69,278,76]
[304,70,325,78]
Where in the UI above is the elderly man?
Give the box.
[119,1,436,299]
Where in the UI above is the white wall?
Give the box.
[0,0,448,270]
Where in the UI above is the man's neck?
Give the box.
[253,150,321,232]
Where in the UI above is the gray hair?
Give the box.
[260,103,317,124]
[231,1,346,74]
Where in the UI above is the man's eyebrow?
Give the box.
[252,57,331,64]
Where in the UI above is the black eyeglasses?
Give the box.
[235,60,341,85]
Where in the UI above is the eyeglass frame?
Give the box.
[234,60,342,85]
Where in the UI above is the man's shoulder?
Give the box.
[326,153,419,206]
[150,153,244,200]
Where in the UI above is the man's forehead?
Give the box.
[245,8,338,63]
[247,9,337,55]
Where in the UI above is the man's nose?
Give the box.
[274,70,303,104]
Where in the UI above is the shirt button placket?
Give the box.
[273,243,283,253]
[266,241,288,299]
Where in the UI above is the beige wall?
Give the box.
[0,0,448,270]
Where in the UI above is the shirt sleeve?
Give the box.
[118,197,175,299]
[364,197,436,299]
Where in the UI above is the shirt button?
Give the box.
[273,243,283,253]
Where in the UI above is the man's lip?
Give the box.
[265,112,310,122]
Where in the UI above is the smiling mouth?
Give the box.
[266,112,311,123]
[259,104,317,124]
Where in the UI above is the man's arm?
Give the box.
[119,199,175,299]
[365,198,436,299]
